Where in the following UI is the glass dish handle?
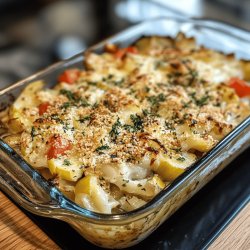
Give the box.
[0,141,62,216]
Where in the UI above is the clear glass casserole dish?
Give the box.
[0,17,250,249]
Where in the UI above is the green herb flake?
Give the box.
[60,89,76,101]
[79,98,90,107]
[95,144,110,153]
[177,157,186,162]
[63,159,71,166]
[60,102,71,110]
[60,89,90,107]
[189,92,210,107]
[87,81,97,86]
[196,95,210,107]
[78,115,91,123]
[165,121,175,131]
[31,126,36,141]
[130,114,144,132]
[92,102,99,109]
[110,118,122,140]
[171,147,182,153]
[124,114,144,133]
[50,114,63,124]
[147,93,166,106]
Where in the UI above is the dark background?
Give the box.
[0,1,250,249]
[0,0,250,89]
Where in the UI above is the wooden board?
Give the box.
[0,191,59,250]
[0,189,249,250]
[209,202,250,250]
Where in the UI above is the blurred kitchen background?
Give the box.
[0,0,250,89]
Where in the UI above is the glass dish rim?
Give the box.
[0,16,250,223]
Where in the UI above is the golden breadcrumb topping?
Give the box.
[1,34,250,214]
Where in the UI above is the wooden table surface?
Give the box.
[0,190,249,250]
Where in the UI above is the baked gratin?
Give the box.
[1,34,250,214]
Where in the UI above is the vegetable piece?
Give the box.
[176,124,215,152]
[38,102,50,115]
[115,46,138,59]
[58,69,80,84]
[152,175,166,189]
[75,175,119,213]
[152,152,196,182]
[8,81,44,132]
[228,77,250,97]
[47,136,72,159]
[47,158,83,182]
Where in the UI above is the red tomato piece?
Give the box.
[126,46,138,54]
[38,102,50,115]
[47,136,72,159]
[115,46,138,59]
[58,69,80,84]
[228,77,250,97]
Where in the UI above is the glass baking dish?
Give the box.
[0,17,250,249]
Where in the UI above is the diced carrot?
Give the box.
[115,46,138,59]
[228,77,250,97]
[47,136,72,159]
[58,69,80,84]
[38,102,50,115]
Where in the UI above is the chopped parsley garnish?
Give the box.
[59,89,90,108]
[195,95,210,106]
[95,144,110,153]
[142,109,150,116]
[60,89,77,101]
[165,121,175,130]
[189,92,210,107]
[63,123,74,132]
[60,102,71,109]
[147,93,166,106]
[182,100,192,108]
[172,147,182,153]
[190,70,198,79]
[103,74,124,86]
[87,81,97,86]
[110,118,122,140]
[130,114,144,132]
[92,102,99,109]
[31,126,36,141]
[177,157,186,162]
[78,115,91,123]
[79,98,90,107]
[124,114,144,133]
[63,159,71,166]
[50,114,63,124]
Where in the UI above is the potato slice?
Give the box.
[152,152,196,181]
[8,81,44,132]
[75,175,119,213]
[176,124,215,152]
[241,60,250,81]
[47,158,84,182]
